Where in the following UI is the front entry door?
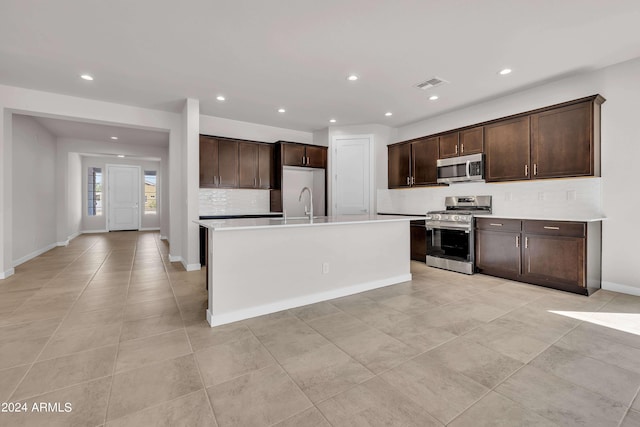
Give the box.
[108,165,140,231]
[333,136,371,215]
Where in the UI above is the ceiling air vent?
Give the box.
[416,77,448,90]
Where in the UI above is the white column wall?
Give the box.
[182,99,200,270]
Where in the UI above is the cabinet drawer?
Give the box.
[523,220,585,237]
[476,218,521,232]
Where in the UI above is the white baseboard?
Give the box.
[168,254,182,263]
[207,273,412,327]
[81,229,109,234]
[602,281,640,297]
[12,242,58,267]
[139,227,160,231]
[185,262,201,272]
[0,268,15,279]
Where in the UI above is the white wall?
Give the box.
[81,155,162,232]
[200,114,313,143]
[67,153,82,240]
[385,56,640,295]
[11,115,58,265]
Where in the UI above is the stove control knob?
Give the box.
[453,215,459,221]
[433,214,441,220]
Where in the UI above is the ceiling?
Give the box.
[2,1,640,132]
[32,116,169,146]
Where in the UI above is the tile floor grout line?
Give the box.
[155,233,220,427]
[6,236,111,402]
[101,236,137,426]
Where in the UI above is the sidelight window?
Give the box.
[87,167,102,216]
[144,171,157,214]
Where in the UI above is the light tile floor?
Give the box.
[0,231,639,426]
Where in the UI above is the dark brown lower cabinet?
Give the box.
[410,220,427,262]
[475,218,601,295]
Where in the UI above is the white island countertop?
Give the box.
[474,214,606,222]
[195,214,423,231]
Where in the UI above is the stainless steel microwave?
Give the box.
[437,153,485,184]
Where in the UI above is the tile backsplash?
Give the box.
[199,188,271,215]
[377,177,602,217]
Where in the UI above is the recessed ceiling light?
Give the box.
[80,74,94,81]
[278,108,286,113]
[499,68,512,75]
[347,74,359,81]
[429,95,439,101]
[385,112,393,117]
[216,95,226,101]
[117,155,125,158]
[329,119,336,123]
[110,136,118,140]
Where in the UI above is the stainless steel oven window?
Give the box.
[426,227,471,262]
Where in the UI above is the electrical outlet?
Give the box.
[567,190,577,201]
[505,192,512,201]
[538,192,546,201]
[322,262,329,274]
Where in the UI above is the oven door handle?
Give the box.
[426,224,471,233]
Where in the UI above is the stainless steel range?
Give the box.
[425,195,492,274]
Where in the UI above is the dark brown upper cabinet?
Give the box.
[238,142,259,188]
[388,137,439,188]
[485,116,531,182]
[388,143,411,188]
[459,126,484,156]
[438,127,484,159]
[281,142,327,168]
[199,136,218,188]
[258,144,274,189]
[530,100,595,179]
[199,136,239,188]
[438,132,460,159]
[412,137,439,186]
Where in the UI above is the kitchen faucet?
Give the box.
[298,186,313,220]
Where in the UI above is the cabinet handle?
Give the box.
[461,143,464,154]
[254,178,257,187]
[524,164,529,176]
[525,236,529,249]
[455,145,458,154]
[516,235,520,248]
[534,163,538,176]
[259,178,262,187]
[411,176,415,185]
[214,176,217,186]
[543,226,560,230]
[406,176,410,185]
[489,223,503,227]
[302,156,305,165]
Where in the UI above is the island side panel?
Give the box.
[207,221,410,326]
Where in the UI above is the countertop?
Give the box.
[195,215,422,231]
[199,212,283,219]
[474,214,606,222]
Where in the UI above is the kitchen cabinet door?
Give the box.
[459,126,483,156]
[531,101,592,179]
[258,143,274,189]
[306,145,327,168]
[217,139,239,188]
[239,142,258,188]
[410,221,427,262]
[522,234,585,288]
[412,137,438,185]
[282,143,305,166]
[199,136,218,188]
[485,116,531,182]
[475,229,521,279]
[388,143,411,188]
[438,132,460,159]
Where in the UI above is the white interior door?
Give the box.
[108,165,140,231]
[334,136,371,215]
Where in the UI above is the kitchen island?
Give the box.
[196,215,418,327]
